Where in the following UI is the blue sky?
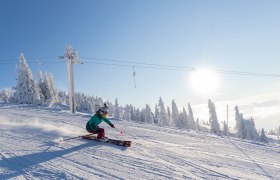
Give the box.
[1,0,280,129]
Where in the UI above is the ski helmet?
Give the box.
[99,106,108,113]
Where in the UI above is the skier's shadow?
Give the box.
[0,140,126,179]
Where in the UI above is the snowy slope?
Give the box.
[0,104,279,180]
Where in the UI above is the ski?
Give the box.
[81,135,131,147]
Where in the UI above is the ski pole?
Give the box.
[114,127,124,135]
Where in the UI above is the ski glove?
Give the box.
[110,124,115,128]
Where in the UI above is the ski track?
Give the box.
[0,104,280,180]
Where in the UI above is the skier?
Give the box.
[86,104,115,140]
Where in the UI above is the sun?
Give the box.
[189,69,219,94]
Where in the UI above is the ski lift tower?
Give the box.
[59,45,83,114]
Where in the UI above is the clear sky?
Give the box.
[1,0,280,130]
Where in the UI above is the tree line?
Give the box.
[1,53,279,143]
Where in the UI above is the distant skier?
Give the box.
[86,104,115,140]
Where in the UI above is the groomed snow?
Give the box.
[0,103,279,179]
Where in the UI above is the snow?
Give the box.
[0,103,279,179]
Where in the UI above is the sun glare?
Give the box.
[190,69,219,94]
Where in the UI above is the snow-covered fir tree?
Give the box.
[75,93,94,114]
[135,108,142,122]
[130,106,137,122]
[260,128,268,143]
[57,90,67,105]
[123,105,132,121]
[139,109,144,122]
[37,70,45,103]
[46,73,58,102]
[235,106,244,139]
[178,111,184,129]
[172,100,180,128]
[0,88,14,103]
[243,117,259,140]
[223,120,229,136]
[154,104,161,125]
[144,104,154,124]
[188,103,196,130]
[158,97,169,126]
[235,106,259,140]
[14,53,40,104]
[181,107,189,129]
[167,106,171,125]
[208,99,220,134]
[38,71,58,105]
[114,98,121,119]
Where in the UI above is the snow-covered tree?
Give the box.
[223,120,229,136]
[14,53,40,104]
[260,128,268,143]
[144,104,154,124]
[0,88,14,103]
[46,73,58,102]
[38,71,58,105]
[123,105,132,121]
[114,98,121,119]
[139,108,145,122]
[167,106,171,125]
[158,97,169,126]
[178,111,184,129]
[188,103,196,130]
[37,70,45,104]
[154,104,161,126]
[181,107,189,129]
[75,93,94,114]
[135,108,142,122]
[172,100,180,128]
[235,106,244,139]
[58,90,67,105]
[208,99,220,134]
[195,118,201,131]
[235,106,259,140]
[243,117,259,140]
[130,106,137,122]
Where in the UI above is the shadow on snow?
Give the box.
[0,140,126,179]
